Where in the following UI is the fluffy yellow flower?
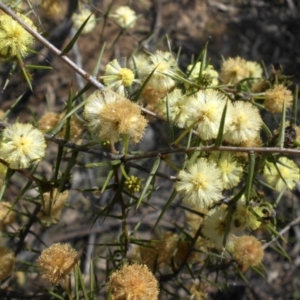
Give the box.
[37,243,78,285]
[221,57,249,85]
[188,90,233,140]
[175,158,223,209]
[83,90,147,143]
[157,89,192,128]
[245,61,263,79]
[209,152,243,189]
[141,50,179,93]
[0,246,15,280]
[83,89,120,134]
[264,84,293,113]
[263,157,300,191]
[72,8,96,34]
[101,59,136,96]
[0,12,36,58]
[187,62,219,87]
[232,200,263,231]
[223,101,263,144]
[0,123,46,169]
[99,98,148,143]
[111,6,137,29]
[130,54,149,75]
[201,204,237,250]
[108,264,159,300]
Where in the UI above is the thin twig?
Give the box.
[263,215,300,250]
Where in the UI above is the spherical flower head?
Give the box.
[245,61,263,79]
[38,112,60,132]
[101,59,136,96]
[0,123,46,169]
[37,243,78,285]
[187,62,219,86]
[175,158,223,209]
[0,201,16,229]
[99,98,148,143]
[209,152,243,189]
[157,89,192,128]
[83,89,120,135]
[130,54,149,76]
[140,86,167,113]
[111,6,137,29]
[142,50,178,93]
[221,57,249,85]
[108,263,159,300]
[223,101,263,145]
[188,90,233,140]
[40,0,62,17]
[201,204,236,250]
[72,8,96,34]
[0,12,36,58]
[125,175,141,193]
[38,189,69,226]
[264,84,293,113]
[263,157,300,191]
[0,246,15,280]
[232,200,263,231]
[232,235,264,272]
[171,93,196,128]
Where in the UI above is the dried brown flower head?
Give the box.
[37,243,78,285]
[232,235,264,272]
[140,86,166,113]
[138,232,180,270]
[108,263,159,300]
[137,232,198,270]
[38,112,60,132]
[38,111,84,143]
